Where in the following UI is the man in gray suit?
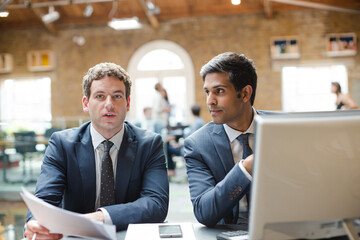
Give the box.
[184,52,258,228]
[25,63,169,239]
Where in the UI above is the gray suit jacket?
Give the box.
[26,121,169,231]
[184,111,273,227]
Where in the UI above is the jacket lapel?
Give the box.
[209,123,235,174]
[115,123,137,202]
[76,124,97,211]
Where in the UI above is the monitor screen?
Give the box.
[249,110,360,240]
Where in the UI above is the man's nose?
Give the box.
[207,93,217,106]
[105,95,114,110]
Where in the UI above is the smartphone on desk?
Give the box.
[158,224,183,238]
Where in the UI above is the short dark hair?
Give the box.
[200,52,257,105]
[191,104,201,116]
[82,62,131,100]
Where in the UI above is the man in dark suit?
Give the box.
[184,52,257,229]
[25,62,169,239]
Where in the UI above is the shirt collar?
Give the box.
[90,123,125,150]
[223,107,257,143]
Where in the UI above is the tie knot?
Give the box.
[102,140,113,153]
[237,133,253,159]
[237,133,250,143]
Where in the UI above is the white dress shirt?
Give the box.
[223,108,257,181]
[90,123,125,224]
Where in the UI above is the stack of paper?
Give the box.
[20,188,116,240]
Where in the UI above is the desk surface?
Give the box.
[61,224,228,240]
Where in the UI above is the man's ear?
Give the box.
[126,97,130,112]
[82,96,89,112]
[241,85,253,103]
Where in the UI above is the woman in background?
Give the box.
[153,83,171,129]
[331,82,358,110]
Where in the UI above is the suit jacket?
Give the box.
[26,121,169,231]
[184,110,272,227]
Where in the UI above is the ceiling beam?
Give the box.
[0,0,12,11]
[263,0,273,18]
[32,7,58,34]
[269,0,360,14]
[7,0,127,9]
[138,0,159,28]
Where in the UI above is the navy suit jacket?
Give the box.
[184,111,273,227]
[26,121,169,231]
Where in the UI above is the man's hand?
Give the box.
[83,211,105,223]
[25,220,63,240]
[242,154,254,175]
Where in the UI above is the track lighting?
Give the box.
[83,4,93,17]
[41,6,60,24]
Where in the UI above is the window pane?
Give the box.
[282,65,347,112]
[137,49,185,71]
[0,77,51,133]
[133,77,158,121]
[163,76,186,125]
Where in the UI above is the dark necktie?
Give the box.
[237,133,253,159]
[100,140,115,207]
[236,133,253,225]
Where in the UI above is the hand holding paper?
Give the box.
[20,187,116,240]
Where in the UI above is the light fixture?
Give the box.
[73,36,86,46]
[83,4,93,17]
[0,11,9,17]
[231,0,241,5]
[146,0,161,15]
[41,6,60,24]
[107,17,142,30]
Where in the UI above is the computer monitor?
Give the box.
[249,110,360,240]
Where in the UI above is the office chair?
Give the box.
[13,131,39,185]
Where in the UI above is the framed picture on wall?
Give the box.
[326,32,357,57]
[27,50,56,72]
[270,36,300,60]
[0,53,13,73]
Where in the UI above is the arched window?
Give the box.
[127,40,195,126]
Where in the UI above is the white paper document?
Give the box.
[20,187,116,240]
[125,222,196,240]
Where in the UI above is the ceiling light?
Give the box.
[83,4,93,17]
[0,11,9,17]
[231,0,241,5]
[107,17,142,30]
[42,6,60,24]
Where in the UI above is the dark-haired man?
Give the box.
[184,52,259,228]
[25,62,169,239]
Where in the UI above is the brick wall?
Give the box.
[0,10,359,123]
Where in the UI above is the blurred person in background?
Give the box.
[331,82,358,110]
[153,83,171,129]
[166,104,205,178]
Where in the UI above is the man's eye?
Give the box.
[96,95,104,99]
[204,90,209,95]
[114,95,122,99]
[217,89,224,93]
